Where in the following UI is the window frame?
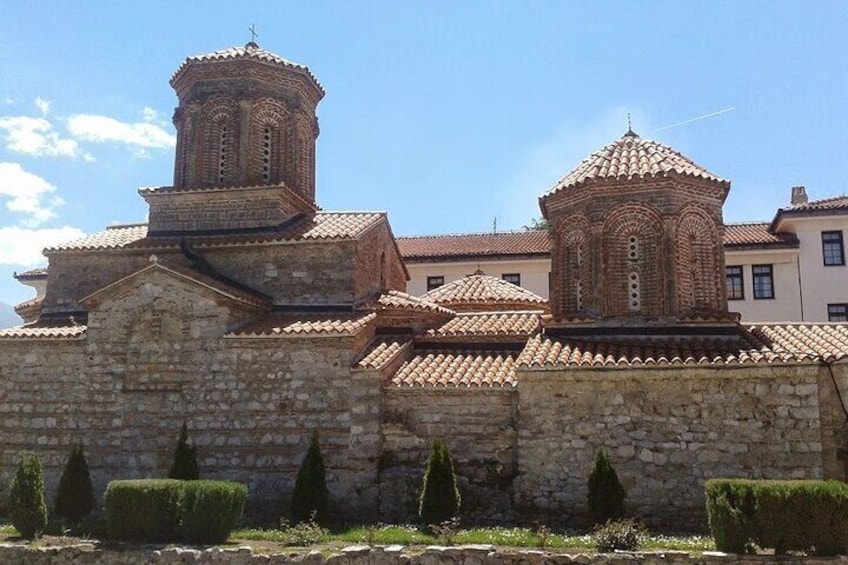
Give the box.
[725,265,745,300]
[828,303,848,322]
[502,273,521,286]
[822,231,845,266]
[426,276,445,292]
[752,264,775,300]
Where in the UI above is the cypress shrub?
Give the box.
[104,479,183,542]
[8,452,48,540]
[587,448,626,526]
[168,422,199,480]
[706,479,848,555]
[418,438,460,527]
[55,443,95,522]
[290,432,328,525]
[179,480,248,544]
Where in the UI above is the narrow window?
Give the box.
[218,124,229,183]
[752,264,774,299]
[426,276,444,291]
[822,231,845,266]
[502,273,521,286]
[628,272,640,311]
[828,303,848,322]
[261,126,272,182]
[726,265,744,300]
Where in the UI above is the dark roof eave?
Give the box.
[402,252,551,263]
[770,207,848,232]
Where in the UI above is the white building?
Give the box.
[399,187,848,323]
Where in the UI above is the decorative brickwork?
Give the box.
[675,206,725,315]
[552,214,593,318]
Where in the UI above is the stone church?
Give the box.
[3,43,848,529]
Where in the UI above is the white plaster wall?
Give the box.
[723,248,802,322]
[405,258,550,298]
[780,215,848,322]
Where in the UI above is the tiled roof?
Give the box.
[543,131,726,200]
[45,224,148,252]
[14,295,43,313]
[785,195,848,213]
[425,311,543,339]
[13,268,47,280]
[356,336,411,370]
[172,43,324,95]
[397,230,550,260]
[50,213,383,252]
[518,324,848,368]
[422,274,547,311]
[377,290,454,316]
[723,223,798,248]
[390,349,518,388]
[0,325,86,340]
[227,312,376,338]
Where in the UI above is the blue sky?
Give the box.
[0,1,846,308]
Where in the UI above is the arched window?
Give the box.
[628,272,641,311]
[261,126,272,182]
[218,124,229,183]
[576,280,583,310]
[628,235,639,261]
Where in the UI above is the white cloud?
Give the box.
[67,108,175,157]
[34,97,50,116]
[0,115,87,159]
[0,162,65,225]
[0,226,86,266]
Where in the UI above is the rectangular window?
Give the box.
[752,264,774,299]
[828,303,848,322]
[426,276,444,291]
[502,273,521,286]
[726,266,744,300]
[822,231,845,266]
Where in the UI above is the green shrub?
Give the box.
[706,479,848,555]
[104,479,248,544]
[7,452,48,539]
[55,443,95,523]
[181,480,248,544]
[419,438,460,527]
[168,422,199,480]
[104,479,183,542]
[587,448,626,526]
[591,519,645,552]
[291,432,328,525]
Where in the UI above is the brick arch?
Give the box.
[602,204,665,318]
[199,98,238,186]
[249,99,289,185]
[294,112,315,202]
[675,206,722,314]
[553,214,592,318]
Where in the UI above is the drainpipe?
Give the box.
[795,254,805,321]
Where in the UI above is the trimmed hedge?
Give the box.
[706,479,848,555]
[104,479,247,544]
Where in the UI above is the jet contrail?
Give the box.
[653,106,736,132]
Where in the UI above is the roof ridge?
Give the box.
[397,230,543,240]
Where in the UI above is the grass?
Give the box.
[0,520,715,552]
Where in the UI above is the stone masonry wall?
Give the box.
[515,364,832,530]
[0,272,383,523]
[380,389,517,524]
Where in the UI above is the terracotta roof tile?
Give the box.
[786,195,848,213]
[0,325,86,340]
[356,336,411,370]
[390,349,518,388]
[45,224,148,252]
[227,312,376,338]
[543,132,726,200]
[14,295,43,314]
[397,230,550,260]
[425,311,542,339]
[13,268,47,280]
[172,43,324,95]
[377,290,454,316]
[518,324,848,368]
[422,274,547,311]
[723,223,798,248]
